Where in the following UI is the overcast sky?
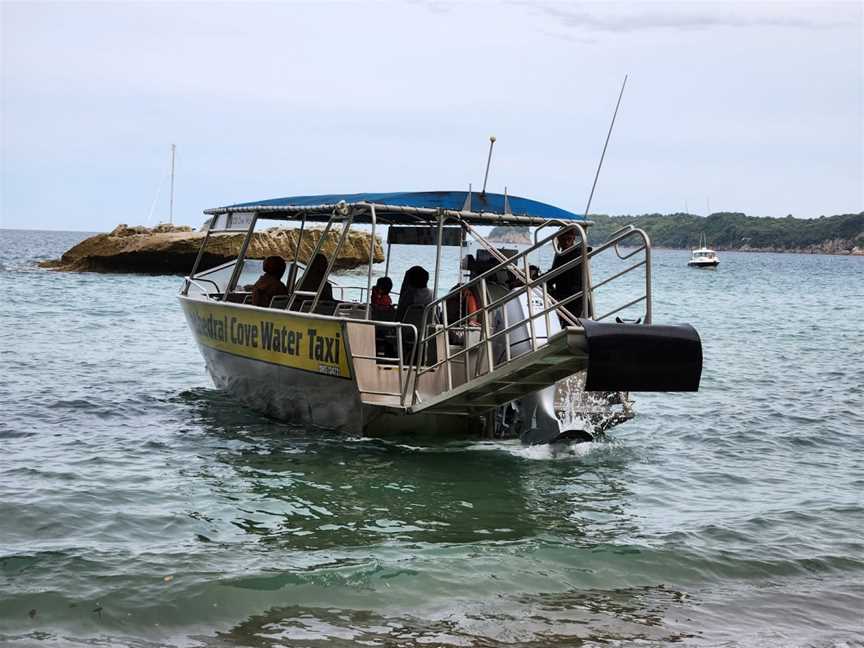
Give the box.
[1,1,862,231]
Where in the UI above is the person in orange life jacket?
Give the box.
[462,286,480,325]
[371,277,393,307]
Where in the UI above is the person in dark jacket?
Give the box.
[251,256,290,307]
[395,266,433,322]
[546,229,589,323]
[298,253,334,302]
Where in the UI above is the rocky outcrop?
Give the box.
[40,224,385,274]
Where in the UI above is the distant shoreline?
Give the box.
[636,244,864,257]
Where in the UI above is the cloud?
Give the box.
[523,1,857,33]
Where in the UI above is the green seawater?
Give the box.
[1,229,863,647]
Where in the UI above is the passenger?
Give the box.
[529,264,540,281]
[371,277,393,307]
[462,285,480,325]
[547,228,589,323]
[445,283,480,327]
[298,253,334,302]
[395,265,433,322]
[251,256,290,307]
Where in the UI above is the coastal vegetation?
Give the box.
[585,211,864,254]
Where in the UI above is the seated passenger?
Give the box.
[445,284,481,327]
[251,256,290,307]
[371,277,393,307]
[396,265,433,322]
[298,253,334,302]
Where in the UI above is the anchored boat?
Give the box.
[688,234,720,268]
[180,190,702,445]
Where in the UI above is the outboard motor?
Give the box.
[484,279,579,445]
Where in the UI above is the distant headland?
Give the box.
[585,211,864,255]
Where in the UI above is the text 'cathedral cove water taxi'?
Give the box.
[179,189,703,445]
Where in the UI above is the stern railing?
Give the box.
[401,224,652,408]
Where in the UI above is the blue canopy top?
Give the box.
[207,191,584,224]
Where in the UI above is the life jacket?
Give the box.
[463,287,480,325]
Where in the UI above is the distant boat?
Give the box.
[688,234,719,268]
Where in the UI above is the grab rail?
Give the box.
[402,223,652,408]
[401,223,589,405]
[348,319,417,401]
[182,277,221,296]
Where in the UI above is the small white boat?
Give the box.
[688,235,719,268]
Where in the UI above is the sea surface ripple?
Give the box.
[1,229,862,647]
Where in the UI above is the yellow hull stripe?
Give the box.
[181,299,352,379]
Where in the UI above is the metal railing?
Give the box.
[349,320,417,401]
[401,223,652,407]
[586,226,652,324]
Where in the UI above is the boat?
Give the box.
[179,190,703,445]
[688,234,720,268]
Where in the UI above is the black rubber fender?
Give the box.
[581,319,703,392]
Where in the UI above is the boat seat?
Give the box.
[268,295,291,309]
[400,304,438,366]
[334,302,368,320]
[300,299,338,316]
[225,292,250,304]
[371,305,396,322]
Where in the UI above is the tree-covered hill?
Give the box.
[585,211,864,254]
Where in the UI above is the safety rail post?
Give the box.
[289,213,336,311]
[542,281,552,338]
[313,216,352,310]
[364,204,377,320]
[397,326,405,402]
[480,277,494,375]
[642,229,653,324]
[502,290,512,363]
[399,322,419,407]
[185,216,214,295]
[522,253,538,352]
[288,215,307,295]
[441,288,454,391]
[224,212,258,300]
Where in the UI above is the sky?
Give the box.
[1,1,862,232]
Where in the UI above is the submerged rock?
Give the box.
[40,224,385,274]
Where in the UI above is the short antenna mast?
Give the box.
[481,135,496,195]
[169,144,176,224]
[583,75,627,217]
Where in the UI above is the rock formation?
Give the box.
[40,224,385,274]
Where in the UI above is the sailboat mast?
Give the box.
[169,144,176,225]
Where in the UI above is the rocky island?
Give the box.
[40,224,385,274]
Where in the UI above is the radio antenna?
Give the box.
[481,135,496,195]
[583,75,627,217]
[169,143,176,224]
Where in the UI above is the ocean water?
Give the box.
[1,228,863,648]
